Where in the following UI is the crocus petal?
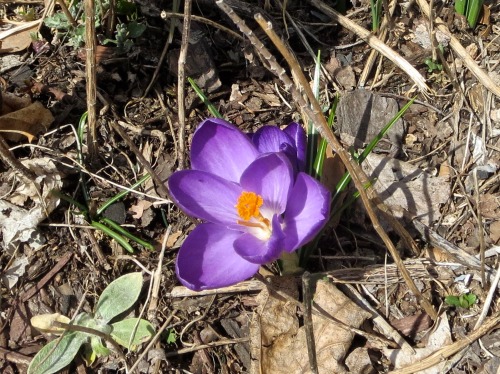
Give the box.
[252,125,299,172]
[283,122,307,172]
[234,215,285,263]
[239,153,293,216]
[176,223,260,290]
[168,170,242,228]
[283,172,330,252]
[191,118,260,183]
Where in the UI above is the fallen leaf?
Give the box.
[383,314,452,373]
[0,20,41,53]
[479,193,500,219]
[390,313,433,338]
[251,278,371,374]
[166,230,182,248]
[0,158,62,249]
[0,100,54,142]
[361,153,450,225]
[1,91,32,113]
[1,255,29,289]
[490,221,500,244]
[130,200,153,219]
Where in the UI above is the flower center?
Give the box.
[236,191,263,220]
[235,191,271,233]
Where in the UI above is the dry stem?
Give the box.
[391,313,500,374]
[216,0,437,320]
[177,0,193,170]
[310,0,430,94]
[84,0,98,163]
[415,0,500,97]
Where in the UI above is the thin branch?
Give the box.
[177,0,192,170]
[84,0,98,163]
[415,0,500,97]
[216,0,436,320]
[310,0,430,94]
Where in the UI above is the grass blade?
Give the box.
[187,77,222,118]
[91,221,135,253]
[96,174,151,216]
[100,217,154,251]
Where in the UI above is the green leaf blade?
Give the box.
[95,272,143,323]
[27,332,87,374]
[111,318,155,350]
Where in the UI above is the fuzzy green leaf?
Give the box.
[95,272,143,323]
[111,318,155,350]
[27,332,87,374]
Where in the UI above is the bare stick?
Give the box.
[474,263,500,330]
[310,0,430,94]
[254,11,436,319]
[391,313,500,374]
[177,0,192,170]
[415,0,500,97]
[216,0,436,320]
[0,134,37,182]
[84,0,98,163]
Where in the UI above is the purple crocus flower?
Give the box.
[168,118,330,290]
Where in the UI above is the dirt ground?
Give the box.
[0,0,499,373]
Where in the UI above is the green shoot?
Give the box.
[332,97,415,201]
[91,221,135,253]
[307,50,322,178]
[188,77,223,118]
[312,96,338,178]
[29,273,155,374]
[371,0,383,32]
[299,97,415,267]
[61,113,154,253]
[455,0,483,28]
[445,293,477,309]
[96,174,151,215]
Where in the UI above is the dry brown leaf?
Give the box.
[129,200,153,219]
[0,158,62,249]
[251,279,371,374]
[166,230,183,248]
[1,91,32,113]
[362,153,450,225]
[479,193,500,219]
[320,146,345,194]
[0,20,41,53]
[0,100,54,142]
[489,220,500,244]
[383,314,452,373]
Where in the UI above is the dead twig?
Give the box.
[128,309,179,374]
[20,252,73,303]
[109,121,171,199]
[309,0,430,94]
[177,0,193,170]
[247,9,436,319]
[0,134,37,182]
[143,1,180,97]
[390,313,500,374]
[415,0,500,98]
[216,0,436,319]
[0,347,32,366]
[84,0,98,163]
[474,263,500,330]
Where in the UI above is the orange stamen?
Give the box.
[235,191,263,221]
